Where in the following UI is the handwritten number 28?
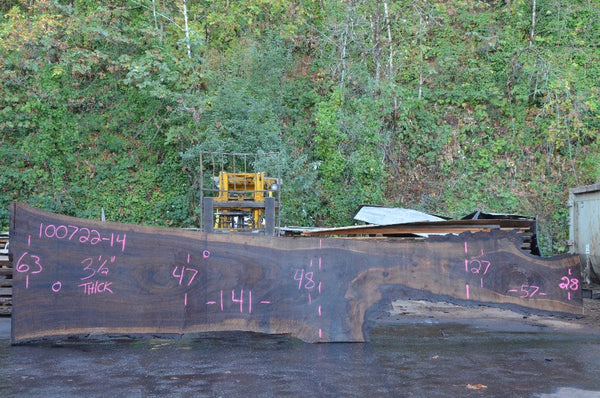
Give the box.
[559,276,579,291]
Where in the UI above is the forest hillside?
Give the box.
[1,0,599,254]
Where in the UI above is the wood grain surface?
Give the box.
[9,203,582,343]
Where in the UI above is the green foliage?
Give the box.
[0,0,192,228]
[303,87,388,226]
[1,0,598,255]
[182,36,287,158]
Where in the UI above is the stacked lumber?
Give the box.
[301,211,540,255]
[0,233,11,316]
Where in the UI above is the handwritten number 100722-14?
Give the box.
[38,222,127,252]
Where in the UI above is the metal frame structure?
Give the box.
[199,151,281,234]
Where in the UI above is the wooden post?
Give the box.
[265,197,275,236]
[203,197,214,233]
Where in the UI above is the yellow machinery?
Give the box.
[199,151,281,235]
[213,171,279,231]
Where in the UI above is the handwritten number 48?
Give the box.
[294,269,315,290]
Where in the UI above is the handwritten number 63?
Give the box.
[16,252,43,274]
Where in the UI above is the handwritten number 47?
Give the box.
[172,266,198,287]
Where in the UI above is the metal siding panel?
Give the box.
[570,186,600,283]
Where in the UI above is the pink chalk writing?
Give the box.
[507,284,547,299]
[15,252,43,275]
[294,269,316,290]
[78,280,114,295]
[81,255,114,280]
[173,251,207,307]
[38,222,126,252]
[292,250,325,340]
[172,266,198,287]
[468,259,491,276]
[558,268,579,300]
[16,251,43,289]
[232,289,244,313]
[205,289,270,314]
[52,281,62,293]
[463,241,492,299]
[310,257,322,270]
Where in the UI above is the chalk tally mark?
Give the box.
[291,241,324,340]
[463,240,492,300]
[558,268,579,301]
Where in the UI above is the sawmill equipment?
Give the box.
[199,152,281,235]
[212,171,279,231]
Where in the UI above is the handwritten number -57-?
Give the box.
[519,284,540,299]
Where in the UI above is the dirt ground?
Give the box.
[385,297,600,333]
[580,298,600,328]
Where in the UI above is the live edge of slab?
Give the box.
[2,298,600,342]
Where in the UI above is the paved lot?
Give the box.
[1,300,600,397]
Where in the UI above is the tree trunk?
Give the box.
[529,0,537,47]
[182,0,191,59]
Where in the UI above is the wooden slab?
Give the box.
[9,203,582,343]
